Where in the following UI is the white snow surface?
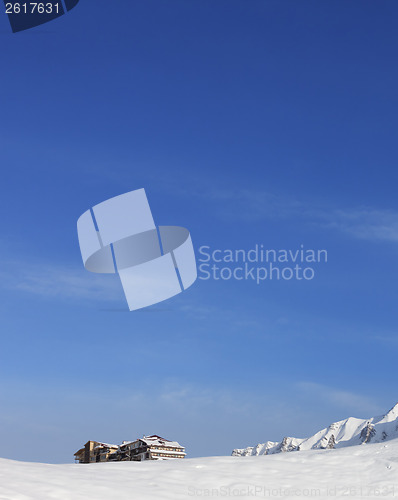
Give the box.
[233,403,398,457]
[1,440,398,499]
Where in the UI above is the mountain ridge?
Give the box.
[232,403,398,457]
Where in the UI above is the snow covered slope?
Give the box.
[0,441,397,499]
[232,403,398,456]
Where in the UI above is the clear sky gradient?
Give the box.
[0,0,397,462]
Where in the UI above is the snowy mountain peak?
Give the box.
[232,402,398,457]
[378,403,398,423]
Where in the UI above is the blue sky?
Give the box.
[0,0,398,463]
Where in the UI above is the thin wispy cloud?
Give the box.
[369,334,398,347]
[190,186,398,243]
[0,260,122,302]
[320,208,398,242]
[296,381,382,416]
[79,164,398,243]
[200,188,305,220]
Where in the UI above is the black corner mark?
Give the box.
[4,0,80,33]
[64,0,79,11]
